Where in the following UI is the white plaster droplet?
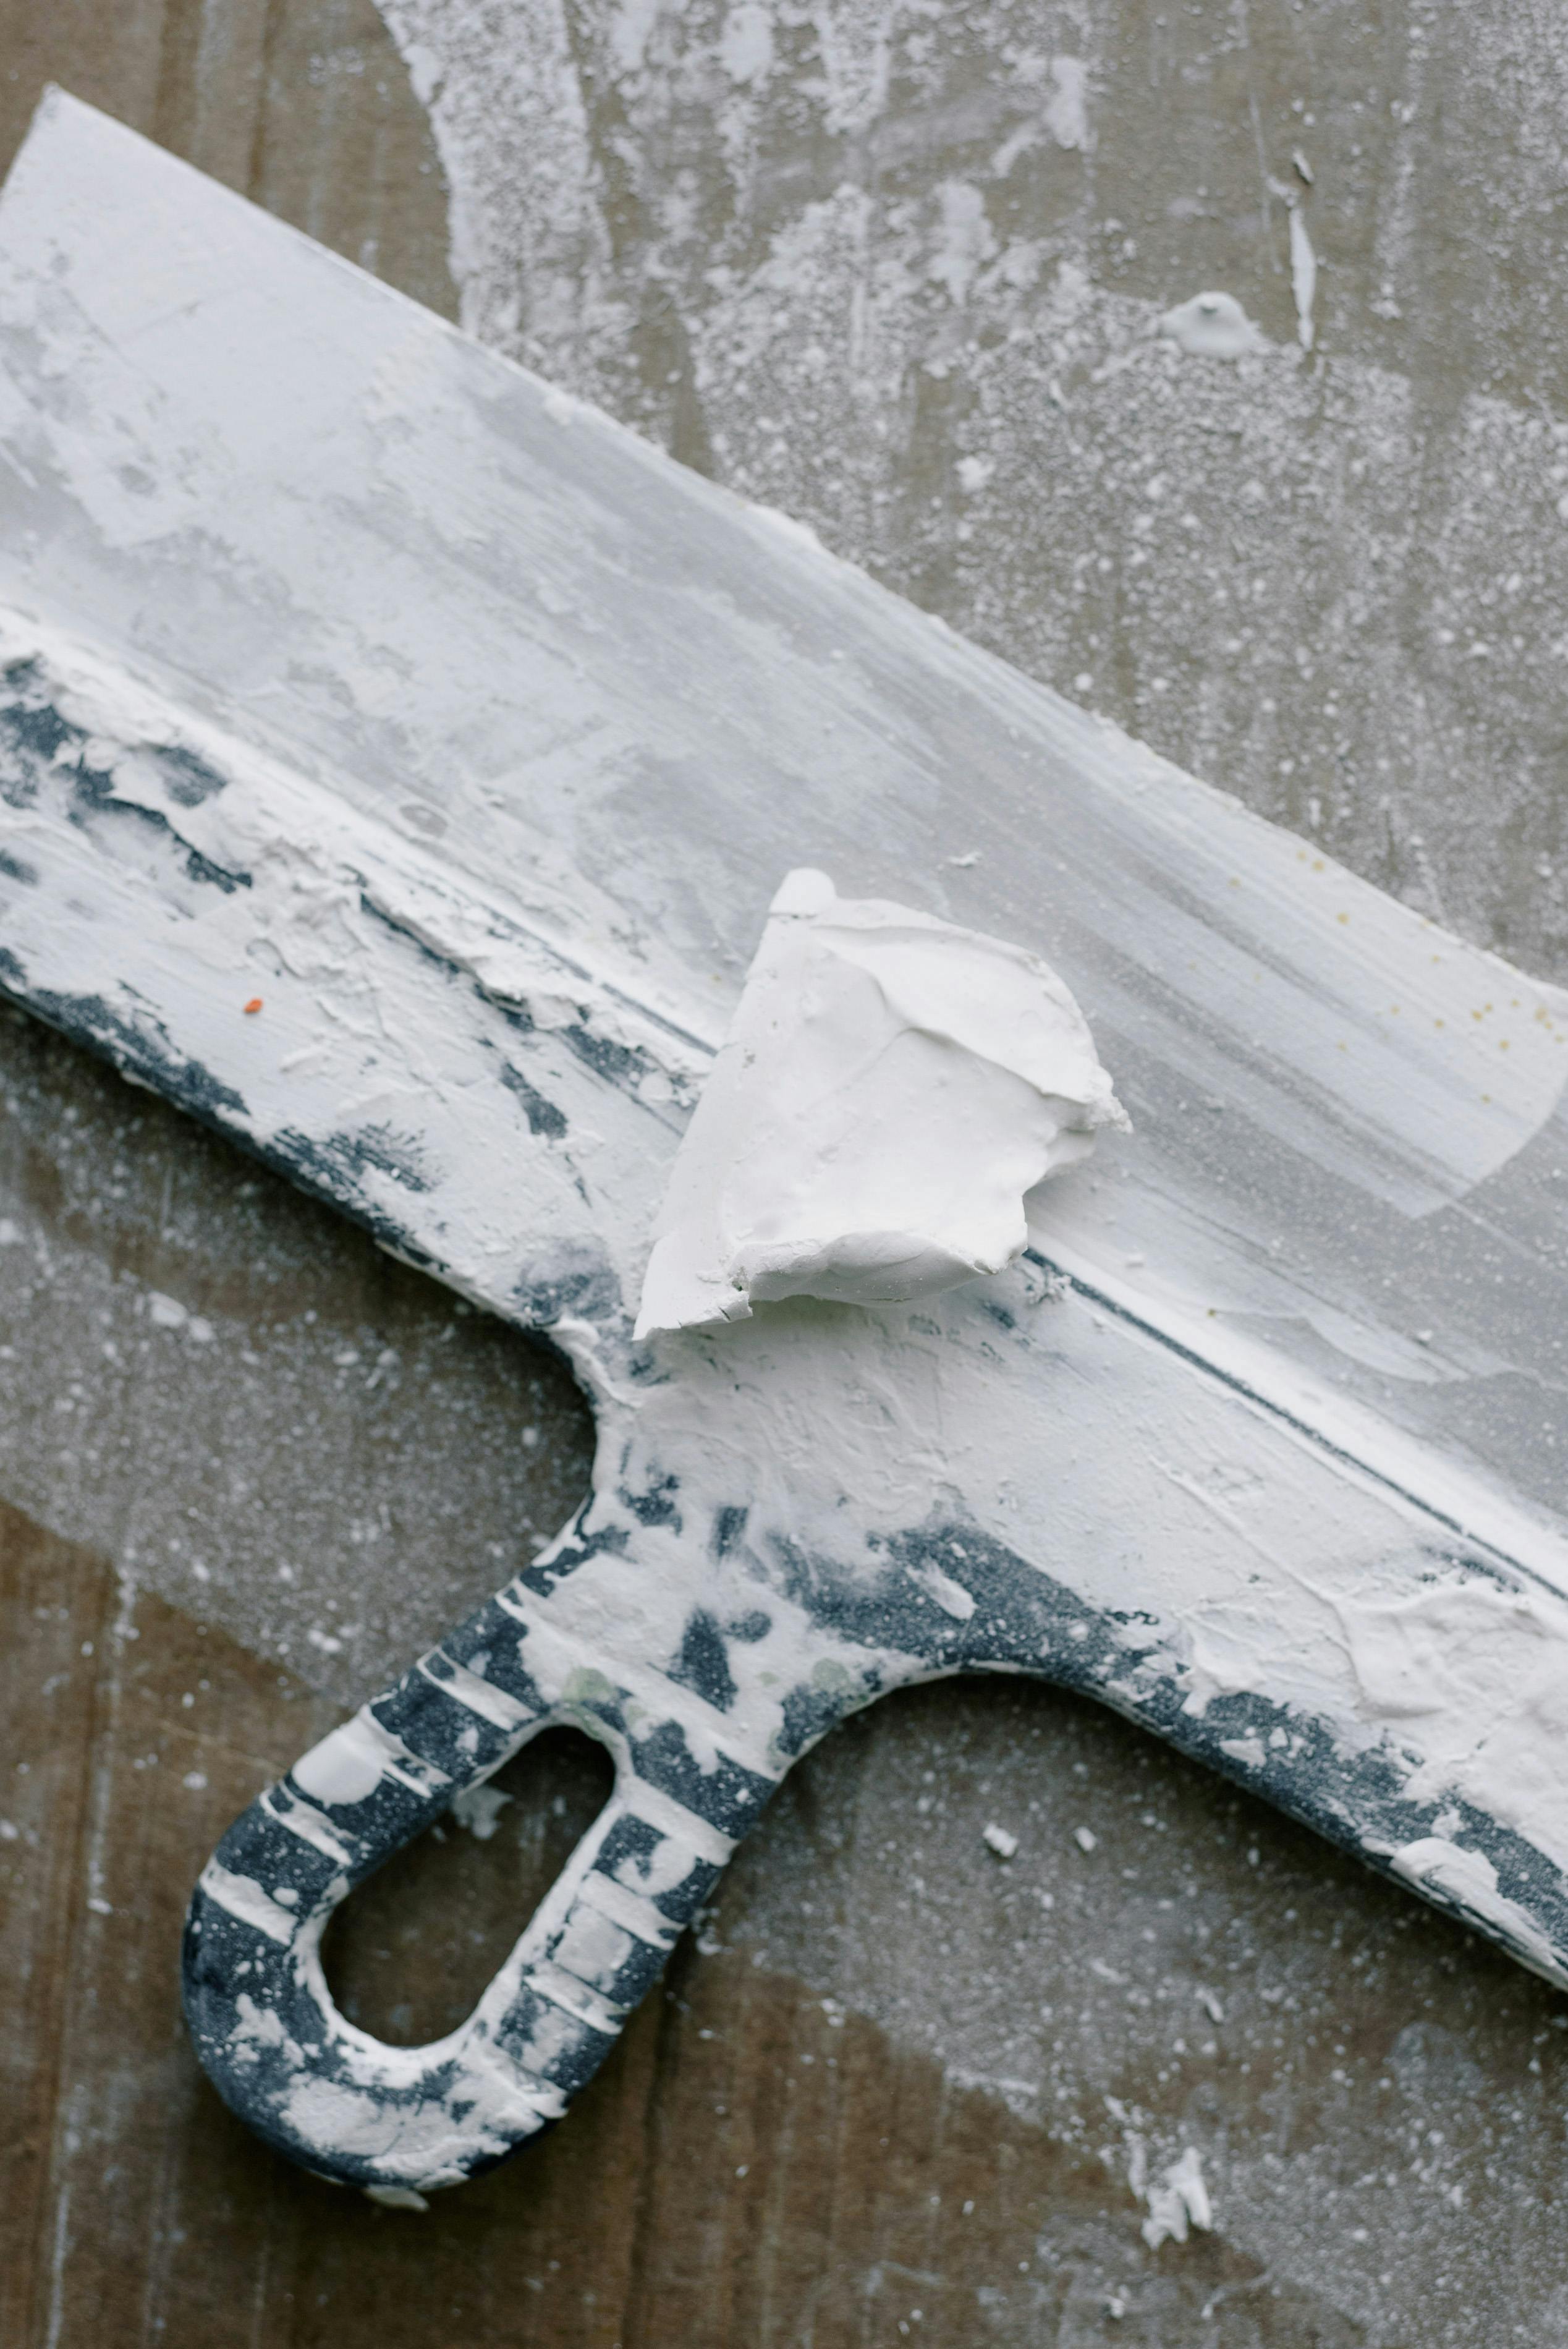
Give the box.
[1156,291,1269,359]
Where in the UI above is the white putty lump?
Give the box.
[636,869,1125,1338]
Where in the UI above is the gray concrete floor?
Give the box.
[3,4,1567,2342]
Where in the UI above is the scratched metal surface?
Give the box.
[1,3,1567,2342]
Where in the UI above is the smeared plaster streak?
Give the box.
[1390,1838,1564,1981]
[1289,205,1318,350]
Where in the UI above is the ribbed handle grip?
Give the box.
[182,1579,776,2193]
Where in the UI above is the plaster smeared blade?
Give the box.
[1,94,1567,2194]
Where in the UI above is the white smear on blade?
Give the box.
[634,869,1125,1340]
[1157,291,1269,360]
[1290,207,1318,350]
[1337,1574,1568,1887]
[907,1559,977,1620]
[1391,1839,1565,1982]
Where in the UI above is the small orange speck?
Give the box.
[1336,911,1349,924]
[1312,858,1325,872]
[1499,1039,1510,1051]
[244,997,263,1015]
[1435,1018,1445,1028]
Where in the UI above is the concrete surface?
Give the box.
[2,4,1566,2343]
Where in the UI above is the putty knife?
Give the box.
[1,93,1566,2194]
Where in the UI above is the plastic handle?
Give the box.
[182,1574,778,2194]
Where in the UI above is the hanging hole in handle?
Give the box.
[319,1725,616,2046]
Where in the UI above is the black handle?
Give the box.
[183,1575,777,2193]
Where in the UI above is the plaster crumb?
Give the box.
[364,2184,431,2211]
[451,1782,513,1840]
[983,1822,1019,1859]
[1140,2146,1213,2248]
[1157,291,1269,359]
[1074,1825,1098,1852]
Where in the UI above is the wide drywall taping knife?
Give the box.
[1,91,1566,2194]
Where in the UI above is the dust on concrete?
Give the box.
[0,1005,593,1700]
[378,0,1568,982]
[5,2,1568,2336]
